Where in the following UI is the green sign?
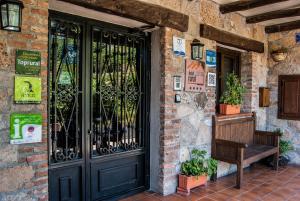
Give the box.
[16,50,41,75]
[10,113,42,144]
[14,76,42,103]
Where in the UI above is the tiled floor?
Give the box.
[120,165,300,201]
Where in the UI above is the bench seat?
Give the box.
[244,144,278,166]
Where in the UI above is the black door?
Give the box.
[48,13,150,201]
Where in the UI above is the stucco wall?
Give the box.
[267,29,300,165]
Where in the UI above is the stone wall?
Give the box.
[142,0,269,195]
[0,0,49,200]
[267,29,300,165]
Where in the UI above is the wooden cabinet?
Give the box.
[259,87,270,107]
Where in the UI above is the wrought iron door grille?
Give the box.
[91,28,147,156]
[49,19,82,163]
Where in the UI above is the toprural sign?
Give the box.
[15,50,41,76]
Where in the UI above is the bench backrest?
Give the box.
[212,113,256,145]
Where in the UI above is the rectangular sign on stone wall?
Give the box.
[10,113,42,144]
[16,50,41,76]
[206,50,217,67]
[185,59,205,92]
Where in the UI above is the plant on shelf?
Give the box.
[177,149,218,195]
[219,72,245,115]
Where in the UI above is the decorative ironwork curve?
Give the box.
[91,29,146,156]
[49,19,82,163]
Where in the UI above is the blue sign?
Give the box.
[296,33,300,44]
[206,50,216,67]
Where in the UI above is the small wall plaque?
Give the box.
[185,59,205,92]
[296,33,300,44]
[16,50,41,76]
[206,50,217,67]
[14,76,42,103]
[173,76,182,91]
[173,36,186,56]
[10,113,42,144]
[207,72,216,87]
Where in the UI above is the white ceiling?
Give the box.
[212,0,300,26]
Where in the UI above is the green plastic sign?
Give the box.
[10,113,42,144]
[16,50,41,75]
[14,76,42,103]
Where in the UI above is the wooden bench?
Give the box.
[212,112,280,188]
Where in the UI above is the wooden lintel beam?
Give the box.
[200,24,264,53]
[266,20,300,33]
[60,0,189,32]
[247,8,300,24]
[220,0,288,14]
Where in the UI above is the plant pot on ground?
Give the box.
[177,150,217,196]
[219,73,245,115]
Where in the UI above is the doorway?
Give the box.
[216,47,241,111]
[48,12,151,201]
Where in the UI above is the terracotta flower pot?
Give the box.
[219,104,241,115]
[177,174,207,196]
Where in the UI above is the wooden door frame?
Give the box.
[216,46,241,112]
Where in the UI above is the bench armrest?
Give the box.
[254,130,280,147]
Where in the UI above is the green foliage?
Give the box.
[207,158,218,176]
[220,73,245,105]
[180,149,218,177]
[274,129,294,155]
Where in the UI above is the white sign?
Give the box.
[207,72,217,87]
[173,36,186,56]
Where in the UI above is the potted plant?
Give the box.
[276,129,294,166]
[263,129,294,167]
[177,149,216,195]
[219,73,245,115]
[208,158,218,182]
[271,48,288,62]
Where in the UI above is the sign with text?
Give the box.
[16,50,41,75]
[14,76,42,103]
[10,113,42,144]
[206,50,217,67]
[185,59,205,92]
[173,36,186,56]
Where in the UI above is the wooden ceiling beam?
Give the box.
[200,24,264,53]
[60,0,189,32]
[266,20,300,33]
[220,0,289,14]
[247,8,300,24]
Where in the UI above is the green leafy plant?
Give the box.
[220,73,245,105]
[181,149,217,177]
[274,129,294,155]
[207,158,218,177]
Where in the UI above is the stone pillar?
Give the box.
[0,1,49,200]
